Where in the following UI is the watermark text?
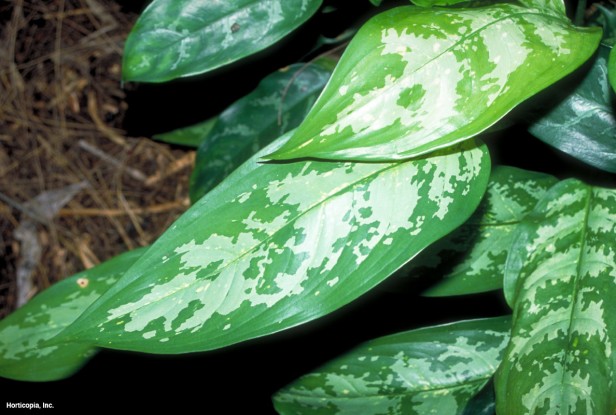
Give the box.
[6,402,54,410]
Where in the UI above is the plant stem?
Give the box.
[574,0,587,26]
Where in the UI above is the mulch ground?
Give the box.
[0,0,193,317]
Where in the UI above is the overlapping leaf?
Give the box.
[529,45,616,173]
[190,63,332,201]
[496,180,616,414]
[61,134,490,354]
[266,4,601,162]
[122,0,323,82]
[0,248,145,381]
[153,116,218,148]
[408,166,557,297]
[273,316,510,415]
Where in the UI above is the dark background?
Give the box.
[2,0,613,413]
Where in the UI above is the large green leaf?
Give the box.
[265,4,601,162]
[416,166,557,297]
[0,248,144,381]
[529,45,616,173]
[190,62,332,202]
[123,0,323,82]
[496,180,616,414]
[60,134,490,353]
[273,316,511,415]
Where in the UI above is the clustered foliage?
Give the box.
[2,0,616,414]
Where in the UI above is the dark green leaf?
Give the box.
[496,180,616,414]
[265,4,601,162]
[123,0,323,82]
[61,134,490,354]
[529,45,616,173]
[0,248,144,381]
[411,166,557,297]
[461,379,496,415]
[273,317,510,415]
[190,63,332,202]
[153,117,218,148]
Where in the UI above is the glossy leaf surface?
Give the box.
[274,317,510,415]
[123,0,323,82]
[0,248,144,381]
[497,180,616,414]
[267,4,601,161]
[190,63,331,201]
[62,135,490,353]
[529,45,616,173]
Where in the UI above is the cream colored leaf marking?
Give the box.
[501,182,616,414]
[0,276,116,360]
[101,145,482,340]
[276,319,510,415]
[291,5,572,160]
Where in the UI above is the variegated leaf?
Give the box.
[273,316,511,415]
[496,180,616,414]
[417,166,557,297]
[123,0,323,82]
[60,133,490,353]
[0,248,144,381]
[265,4,601,162]
[190,62,332,202]
[517,0,566,17]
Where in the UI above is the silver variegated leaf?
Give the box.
[496,180,616,414]
[273,316,511,415]
[60,132,490,353]
[418,166,557,297]
[0,248,144,381]
[266,4,601,162]
[517,0,566,16]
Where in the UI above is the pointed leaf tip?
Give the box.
[272,4,601,162]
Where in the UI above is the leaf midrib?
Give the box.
[557,186,592,408]
[311,6,568,138]
[102,160,413,323]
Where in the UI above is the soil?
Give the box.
[0,0,191,317]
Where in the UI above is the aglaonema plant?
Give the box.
[2,0,615,413]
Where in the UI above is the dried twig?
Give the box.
[144,152,196,187]
[78,139,146,181]
[58,199,190,217]
[86,90,127,146]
